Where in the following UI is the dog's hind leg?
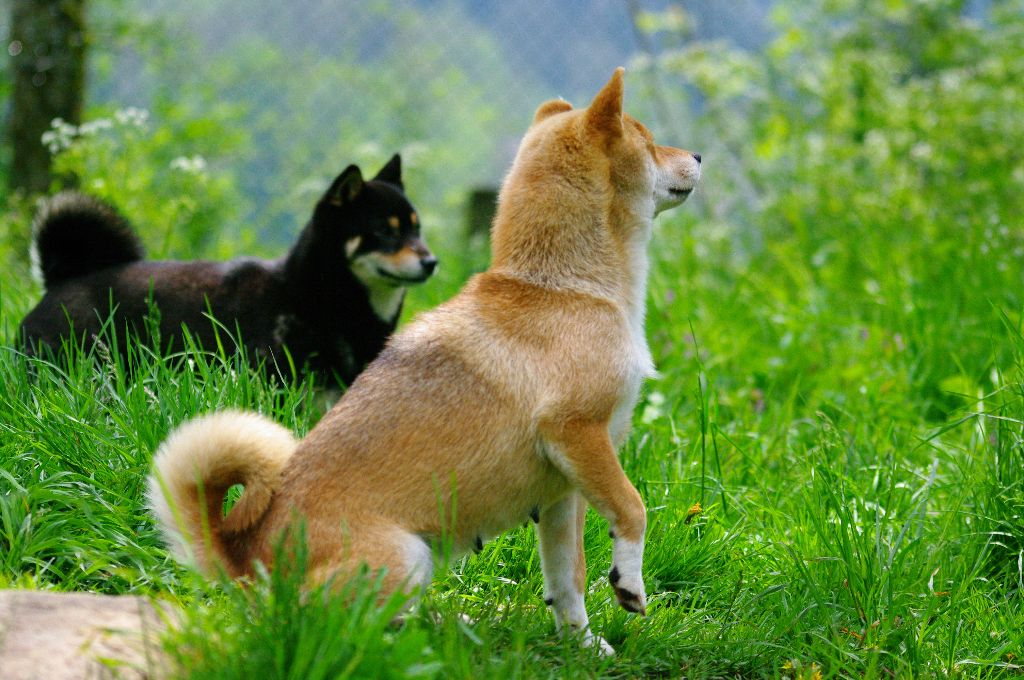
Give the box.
[308,521,434,606]
[536,491,614,655]
[540,417,648,617]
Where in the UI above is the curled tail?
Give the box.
[146,411,298,576]
[31,192,144,289]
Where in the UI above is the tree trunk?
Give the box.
[8,0,87,195]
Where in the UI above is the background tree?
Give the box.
[8,0,87,195]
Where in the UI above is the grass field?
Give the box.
[1,191,1022,679]
[3,3,1023,676]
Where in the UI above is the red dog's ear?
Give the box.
[585,67,624,141]
[533,99,573,124]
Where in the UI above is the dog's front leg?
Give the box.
[536,491,613,655]
[540,417,648,617]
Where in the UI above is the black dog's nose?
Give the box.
[420,256,438,275]
[692,152,702,164]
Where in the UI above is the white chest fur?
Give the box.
[349,254,407,324]
[610,332,655,448]
[366,283,406,324]
[609,214,657,447]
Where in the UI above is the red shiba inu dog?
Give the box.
[148,68,701,653]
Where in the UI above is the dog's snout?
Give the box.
[692,153,702,164]
[408,237,431,257]
[420,256,438,275]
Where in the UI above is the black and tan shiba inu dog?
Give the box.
[18,155,436,385]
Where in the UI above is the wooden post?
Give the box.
[465,187,498,243]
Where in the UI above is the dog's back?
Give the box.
[19,191,281,357]
[20,253,285,360]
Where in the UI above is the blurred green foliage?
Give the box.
[47,106,247,259]
[1,0,540,304]
[637,0,1024,420]
[85,1,542,254]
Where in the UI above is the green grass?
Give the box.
[1,204,1023,679]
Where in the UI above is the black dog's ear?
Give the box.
[372,154,403,189]
[324,165,364,206]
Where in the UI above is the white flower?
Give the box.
[77,118,114,136]
[41,117,79,154]
[114,107,150,127]
[169,155,208,174]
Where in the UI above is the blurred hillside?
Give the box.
[2,0,1020,291]
[1,0,773,252]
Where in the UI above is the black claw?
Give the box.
[530,507,540,523]
[608,529,615,539]
[610,585,643,614]
[474,535,483,553]
[613,586,645,615]
[544,597,554,606]
[609,566,620,585]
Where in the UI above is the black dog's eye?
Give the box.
[375,234,403,253]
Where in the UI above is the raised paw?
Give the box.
[609,566,647,616]
[613,585,647,615]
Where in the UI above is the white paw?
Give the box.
[583,630,615,656]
